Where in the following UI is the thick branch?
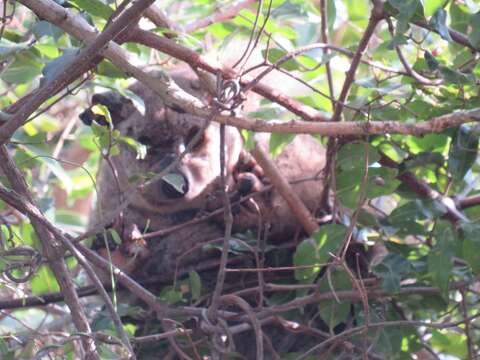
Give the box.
[2,0,157,145]
[215,108,480,136]
[379,154,468,222]
[413,19,479,53]
[0,147,135,357]
[129,29,330,122]
[0,147,99,360]
[75,244,168,317]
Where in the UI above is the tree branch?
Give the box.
[214,108,480,136]
[331,1,384,122]
[0,147,100,360]
[185,0,257,33]
[1,0,158,145]
[0,147,135,358]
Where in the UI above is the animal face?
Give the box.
[81,68,326,281]
[81,68,244,216]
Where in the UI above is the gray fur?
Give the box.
[88,68,326,282]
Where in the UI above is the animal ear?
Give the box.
[79,92,135,126]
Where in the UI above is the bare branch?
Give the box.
[129,29,330,122]
[0,147,100,360]
[331,2,384,122]
[1,0,158,145]
[214,108,480,136]
[185,0,257,33]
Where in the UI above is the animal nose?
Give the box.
[160,172,189,199]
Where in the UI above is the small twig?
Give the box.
[133,328,193,344]
[460,289,476,360]
[220,294,264,360]
[340,140,370,259]
[144,4,178,34]
[0,147,100,360]
[225,264,329,273]
[386,17,442,86]
[379,153,469,222]
[76,244,168,316]
[295,315,480,360]
[2,0,157,145]
[207,122,233,324]
[413,18,479,53]
[185,0,256,33]
[129,29,330,122]
[232,0,265,69]
[331,2,384,122]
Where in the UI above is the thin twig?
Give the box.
[331,1,384,122]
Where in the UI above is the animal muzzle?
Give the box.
[149,153,191,199]
[160,172,189,199]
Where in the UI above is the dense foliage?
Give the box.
[0,0,480,359]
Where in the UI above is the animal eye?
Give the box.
[138,135,152,146]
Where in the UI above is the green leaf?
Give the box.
[448,125,479,181]
[404,152,445,171]
[337,141,380,171]
[428,222,455,297]
[262,48,297,71]
[469,12,480,48]
[31,265,60,295]
[42,157,74,193]
[22,144,73,193]
[1,53,42,84]
[70,0,113,20]
[439,65,473,84]
[388,0,422,35]
[0,38,31,61]
[32,20,64,39]
[388,200,447,236]
[424,51,439,71]
[293,224,347,282]
[188,270,202,300]
[293,240,318,282]
[119,136,147,159]
[336,167,400,209]
[317,269,352,330]
[0,338,14,360]
[159,287,183,305]
[97,59,127,79]
[108,228,122,245]
[430,330,468,359]
[430,8,452,41]
[345,0,370,21]
[262,48,316,71]
[326,0,336,33]
[424,0,445,18]
[241,130,255,151]
[269,133,295,157]
[120,88,145,116]
[460,222,480,274]
[373,253,412,293]
[35,44,60,59]
[248,107,281,120]
[32,115,60,133]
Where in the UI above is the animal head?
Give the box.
[80,68,244,214]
